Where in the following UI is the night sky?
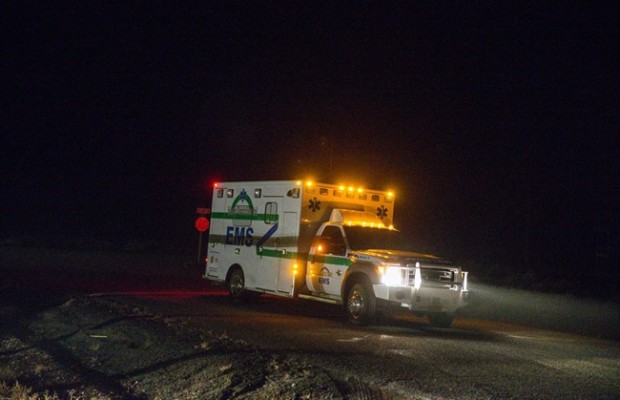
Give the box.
[2,2,618,284]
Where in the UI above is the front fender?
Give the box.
[342,262,381,294]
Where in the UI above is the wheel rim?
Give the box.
[230,272,244,295]
[347,288,365,320]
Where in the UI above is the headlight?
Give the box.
[381,265,406,286]
[462,271,468,292]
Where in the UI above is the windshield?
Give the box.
[343,226,410,251]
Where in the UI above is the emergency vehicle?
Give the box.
[203,180,468,326]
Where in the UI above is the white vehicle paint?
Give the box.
[204,180,468,326]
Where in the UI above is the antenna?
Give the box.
[328,133,334,180]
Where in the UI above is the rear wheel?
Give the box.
[227,268,246,299]
[345,282,376,326]
[428,312,454,328]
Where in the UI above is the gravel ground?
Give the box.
[0,245,364,399]
[1,296,346,399]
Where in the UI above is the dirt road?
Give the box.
[2,246,619,399]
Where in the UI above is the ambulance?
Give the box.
[203,180,468,326]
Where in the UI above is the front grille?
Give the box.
[407,266,455,285]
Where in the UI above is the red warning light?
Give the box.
[195,216,209,232]
[214,182,219,188]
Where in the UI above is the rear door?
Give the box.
[256,199,281,291]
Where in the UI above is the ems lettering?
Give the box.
[225,226,253,246]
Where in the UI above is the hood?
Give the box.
[350,249,452,266]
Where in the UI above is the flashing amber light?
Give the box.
[348,186,355,192]
[342,221,393,229]
[306,181,313,187]
[339,185,345,191]
[387,191,394,198]
[357,188,364,193]
[317,244,324,253]
[293,263,299,276]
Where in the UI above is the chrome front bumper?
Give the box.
[373,284,468,313]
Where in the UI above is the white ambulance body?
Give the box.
[204,180,468,326]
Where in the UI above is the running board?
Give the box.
[298,294,339,304]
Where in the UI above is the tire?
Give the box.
[227,268,246,299]
[345,282,376,326]
[428,312,454,328]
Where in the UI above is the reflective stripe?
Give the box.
[211,212,280,222]
[209,235,299,247]
[258,248,301,260]
[312,254,352,266]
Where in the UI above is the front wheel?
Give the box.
[345,282,376,326]
[227,268,246,299]
[427,312,455,328]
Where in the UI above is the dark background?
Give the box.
[2,2,618,296]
